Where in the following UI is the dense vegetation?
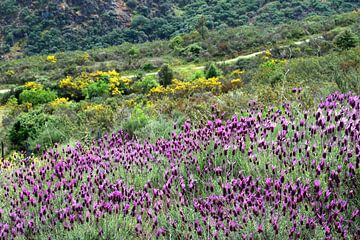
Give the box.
[1,0,359,58]
[1,11,359,86]
[0,92,359,239]
[0,6,359,240]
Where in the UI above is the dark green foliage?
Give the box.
[205,63,221,79]
[158,65,174,86]
[19,89,57,105]
[1,0,359,58]
[9,110,55,149]
[195,16,208,40]
[0,11,358,85]
[334,29,358,50]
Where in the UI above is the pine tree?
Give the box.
[205,63,221,79]
[334,30,357,51]
[158,65,174,87]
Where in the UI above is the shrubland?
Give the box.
[0,8,359,240]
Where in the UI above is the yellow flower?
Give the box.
[49,98,70,108]
[24,82,43,90]
[47,55,57,63]
[231,79,242,84]
[85,104,107,112]
[231,69,245,76]
[59,76,76,89]
[172,79,192,92]
[150,85,167,94]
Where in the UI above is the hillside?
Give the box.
[0,3,360,239]
[1,0,359,58]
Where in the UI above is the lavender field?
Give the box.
[0,91,359,239]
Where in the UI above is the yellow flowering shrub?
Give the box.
[89,70,131,96]
[149,85,167,95]
[49,98,70,108]
[24,82,43,90]
[59,70,132,98]
[85,104,107,112]
[194,77,222,91]
[172,79,192,92]
[263,50,272,59]
[150,77,222,97]
[47,55,57,63]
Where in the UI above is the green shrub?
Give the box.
[9,110,57,150]
[170,35,184,49]
[19,89,57,105]
[334,29,357,50]
[82,80,110,99]
[205,63,221,79]
[133,76,159,94]
[142,63,155,71]
[123,105,149,135]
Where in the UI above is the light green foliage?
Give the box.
[19,89,57,105]
[82,80,110,99]
[123,105,149,135]
[170,35,184,49]
[133,75,159,94]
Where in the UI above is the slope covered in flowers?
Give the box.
[0,92,359,239]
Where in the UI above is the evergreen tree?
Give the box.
[334,30,357,51]
[205,63,221,79]
[158,64,174,86]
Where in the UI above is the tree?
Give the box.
[158,64,174,87]
[195,15,208,40]
[205,63,221,79]
[334,30,357,51]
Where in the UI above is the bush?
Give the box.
[9,110,57,150]
[142,63,155,71]
[82,80,110,99]
[19,89,57,105]
[133,76,159,94]
[123,105,149,135]
[334,29,357,50]
[170,35,184,49]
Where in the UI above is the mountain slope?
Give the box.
[0,0,359,58]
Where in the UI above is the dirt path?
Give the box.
[122,36,320,78]
[0,89,10,94]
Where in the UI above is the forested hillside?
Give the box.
[1,0,359,58]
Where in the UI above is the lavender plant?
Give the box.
[0,92,359,239]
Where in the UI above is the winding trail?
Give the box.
[123,36,321,78]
